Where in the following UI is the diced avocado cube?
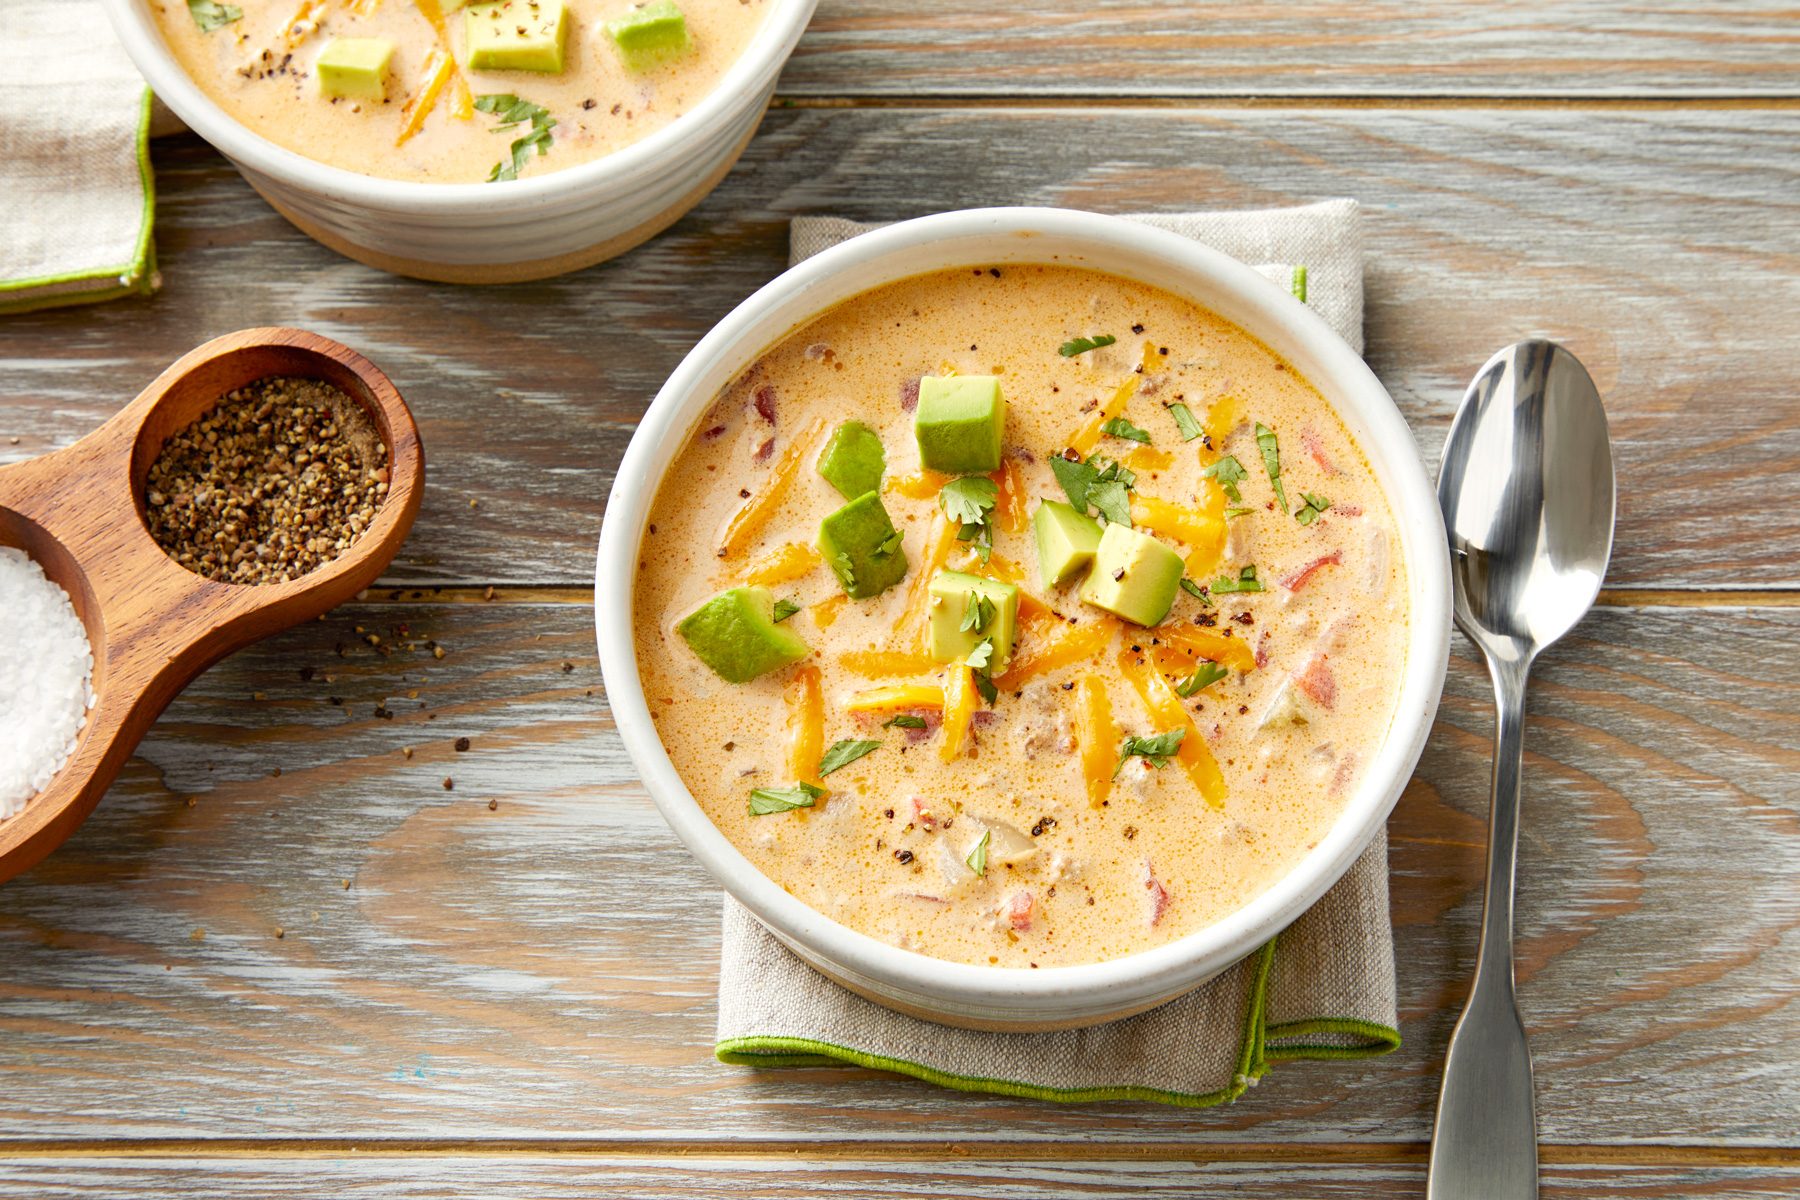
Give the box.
[927,570,1019,670]
[464,0,568,73]
[817,420,885,501]
[676,586,809,683]
[1032,499,1103,589]
[818,492,908,600]
[1079,524,1184,627]
[914,375,1005,474]
[605,0,690,72]
[316,38,394,101]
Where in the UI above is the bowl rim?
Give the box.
[100,0,819,210]
[595,207,1451,1015]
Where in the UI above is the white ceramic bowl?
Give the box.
[596,208,1451,1030]
[102,0,818,283]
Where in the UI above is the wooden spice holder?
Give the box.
[0,328,424,883]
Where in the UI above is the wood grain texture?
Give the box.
[0,1154,1795,1199]
[3,108,1795,587]
[784,2,1800,99]
[0,601,1791,1145]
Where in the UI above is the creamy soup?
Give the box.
[152,0,769,183]
[634,265,1409,968]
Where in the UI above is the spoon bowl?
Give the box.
[1438,341,1615,658]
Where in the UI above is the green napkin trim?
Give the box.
[716,936,1400,1108]
[0,87,156,314]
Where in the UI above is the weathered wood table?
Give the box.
[3,4,1797,1195]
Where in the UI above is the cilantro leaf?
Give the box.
[1049,455,1099,513]
[966,639,994,671]
[884,713,927,729]
[771,598,801,623]
[748,781,824,815]
[1175,661,1230,697]
[1294,493,1332,526]
[1092,455,1137,489]
[1179,577,1212,607]
[818,739,881,777]
[1224,506,1255,520]
[477,94,556,183]
[1211,565,1265,594]
[1254,423,1290,511]
[966,829,991,877]
[1199,455,1247,504]
[875,528,903,556]
[973,670,998,706]
[961,591,997,634]
[939,475,998,527]
[1101,416,1151,444]
[187,0,241,30]
[1115,729,1185,775]
[1088,480,1132,527]
[1167,402,1203,442]
[1059,334,1117,357]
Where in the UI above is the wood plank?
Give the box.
[785,2,1800,99]
[0,1153,1795,1199]
[2,108,1795,587]
[0,601,1792,1144]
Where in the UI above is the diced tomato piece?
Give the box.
[1280,551,1342,592]
[1254,630,1272,669]
[1004,891,1035,931]
[1301,427,1338,474]
[1143,860,1171,926]
[1296,653,1338,710]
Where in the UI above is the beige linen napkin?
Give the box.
[0,1,157,314]
[716,200,1399,1106]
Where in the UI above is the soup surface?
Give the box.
[152,0,770,183]
[634,264,1409,968]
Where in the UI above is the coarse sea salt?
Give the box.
[0,546,96,818]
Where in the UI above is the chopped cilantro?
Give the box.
[1199,455,1247,504]
[1224,506,1255,520]
[1211,565,1265,594]
[939,475,998,527]
[818,739,880,777]
[1167,402,1203,442]
[748,781,824,815]
[476,94,556,183]
[1059,334,1117,357]
[1255,423,1290,511]
[1049,454,1099,512]
[961,591,997,634]
[1179,577,1212,606]
[771,598,801,623]
[966,639,994,671]
[966,829,991,877]
[1175,661,1230,697]
[875,528,903,556]
[884,713,927,730]
[973,670,998,706]
[187,0,241,30]
[1101,416,1151,444]
[1089,479,1132,527]
[1115,729,1185,775]
[1294,493,1332,526]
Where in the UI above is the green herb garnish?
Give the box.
[1101,416,1151,444]
[1199,454,1247,504]
[1167,402,1203,442]
[1051,454,1135,518]
[966,829,991,877]
[875,528,903,556]
[940,475,997,561]
[1174,661,1230,697]
[818,739,881,777]
[1115,729,1185,775]
[1294,493,1332,526]
[476,94,556,183]
[1179,577,1212,606]
[1210,565,1265,594]
[966,639,994,671]
[1059,334,1117,357]
[884,713,927,730]
[187,0,241,30]
[1254,422,1289,511]
[832,550,856,589]
[1089,479,1132,527]
[1224,506,1255,520]
[1049,455,1099,512]
[771,598,801,623]
[748,781,824,815]
[961,591,997,634]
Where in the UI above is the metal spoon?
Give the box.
[1427,341,1615,1199]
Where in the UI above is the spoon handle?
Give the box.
[1427,653,1539,1200]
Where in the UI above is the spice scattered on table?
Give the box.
[0,547,96,818]
[454,737,470,752]
[145,376,388,585]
